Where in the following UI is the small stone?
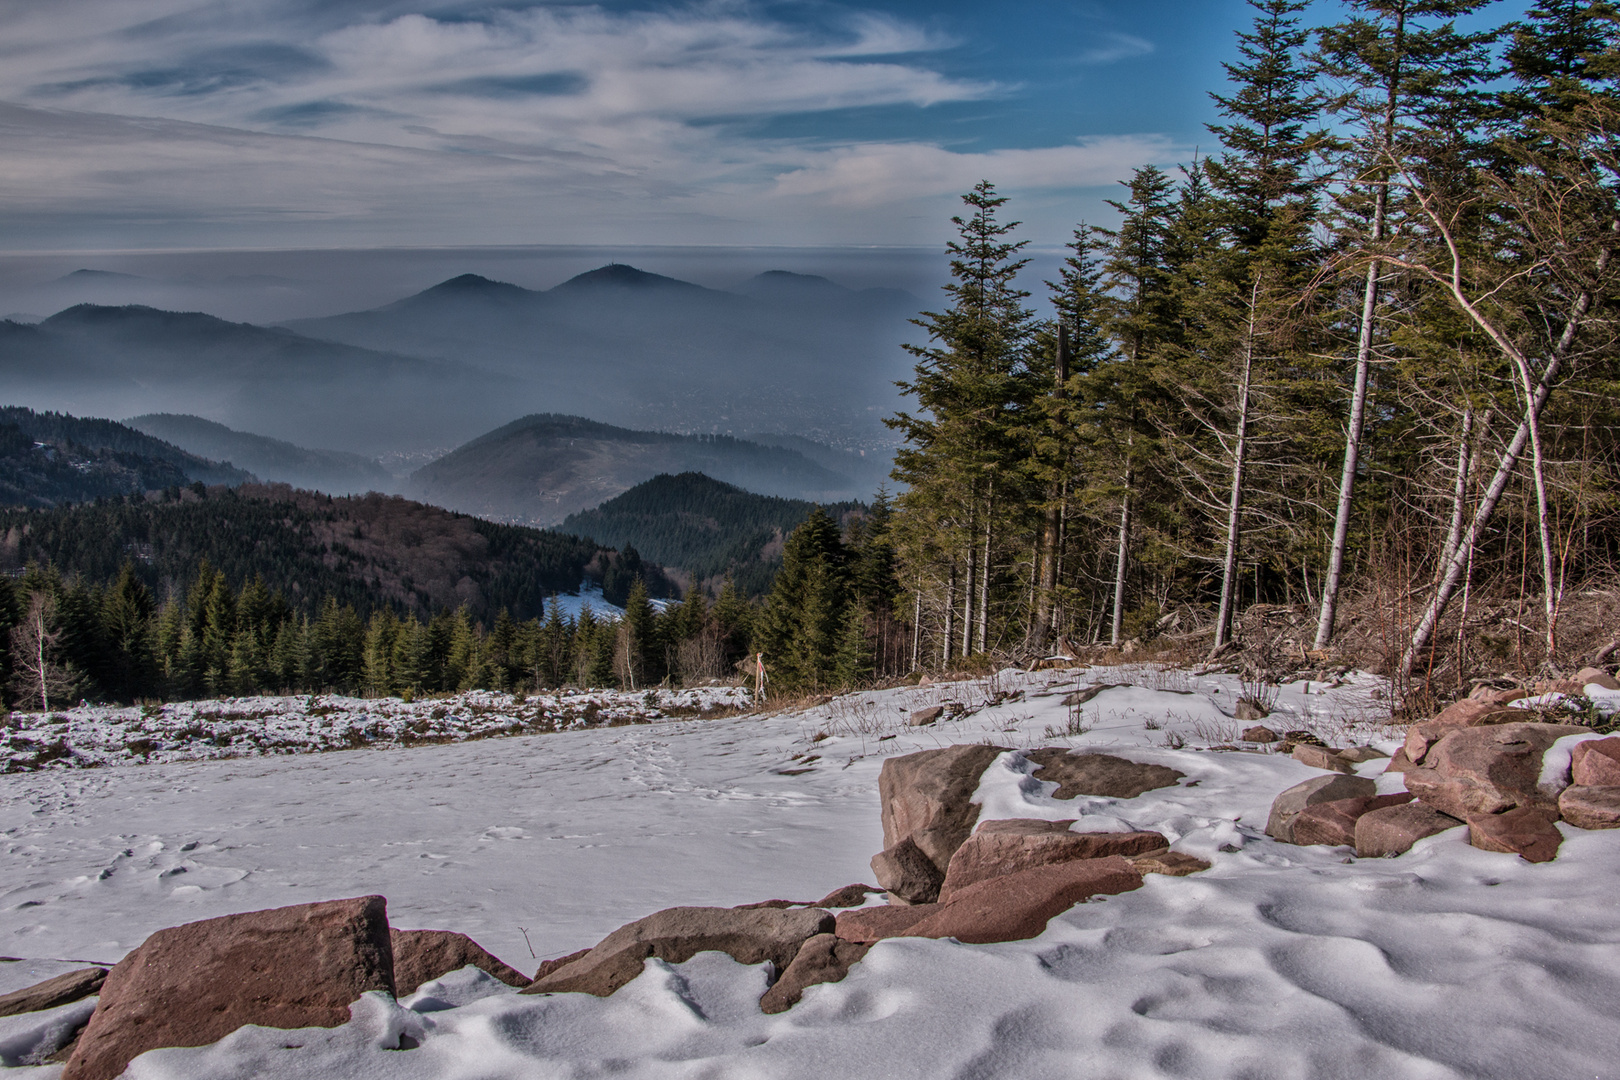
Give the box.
[1557,785,1620,829]
[1125,850,1211,877]
[1576,667,1620,691]
[869,837,945,904]
[1571,738,1620,787]
[1266,774,1378,843]
[1336,746,1389,763]
[1292,744,1354,773]
[1467,807,1563,863]
[758,933,869,1014]
[907,706,944,727]
[1354,802,1464,858]
[1234,698,1270,722]
[0,968,106,1019]
[1292,793,1414,848]
[1241,725,1279,743]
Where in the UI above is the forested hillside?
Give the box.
[126,413,394,495]
[561,472,863,596]
[0,484,601,623]
[758,0,1620,698]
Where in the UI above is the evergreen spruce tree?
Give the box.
[755,509,848,693]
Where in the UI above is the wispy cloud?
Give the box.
[0,2,1182,247]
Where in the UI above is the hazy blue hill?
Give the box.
[0,304,519,453]
[126,413,396,495]
[284,263,919,444]
[407,413,855,527]
[561,471,861,596]
[0,405,248,507]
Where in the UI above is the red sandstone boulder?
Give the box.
[1265,774,1377,843]
[757,933,870,1014]
[902,857,1143,944]
[1576,667,1620,691]
[870,837,945,903]
[939,819,1166,899]
[63,896,395,1080]
[1292,744,1354,773]
[1023,748,1184,799]
[1558,785,1620,829]
[1291,793,1414,848]
[878,745,1009,874]
[812,884,881,909]
[1571,738,1620,787]
[1403,722,1588,818]
[1404,704,1527,765]
[834,903,941,944]
[532,948,592,983]
[1467,807,1563,863]
[521,906,833,998]
[390,929,528,996]
[1354,802,1464,857]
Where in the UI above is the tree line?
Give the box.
[869,0,1619,691]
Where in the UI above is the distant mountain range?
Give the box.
[406,414,857,527]
[0,406,247,508]
[127,413,395,495]
[560,472,863,596]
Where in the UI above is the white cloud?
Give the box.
[0,2,1181,248]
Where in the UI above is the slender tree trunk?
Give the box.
[1111,445,1133,646]
[977,484,993,654]
[911,578,922,671]
[1030,327,1070,648]
[1436,404,1476,576]
[942,563,957,666]
[1214,282,1260,653]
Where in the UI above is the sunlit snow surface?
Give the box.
[4,666,1620,1079]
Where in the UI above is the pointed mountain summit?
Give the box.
[550,263,712,294]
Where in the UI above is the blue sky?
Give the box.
[0,1,1518,251]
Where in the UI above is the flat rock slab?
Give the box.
[391,929,528,996]
[940,819,1166,899]
[1266,774,1377,844]
[904,856,1143,944]
[878,745,1009,875]
[812,884,881,909]
[1558,785,1620,830]
[63,895,394,1080]
[1292,744,1353,773]
[1355,802,1464,858]
[834,904,941,944]
[870,837,944,904]
[1572,739,1620,787]
[1468,807,1564,863]
[1292,794,1414,848]
[522,906,833,998]
[1125,850,1212,877]
[1023,749,1185,800]
[0,967,105,1020]
[1405,723,1588,818]
[758,933,869,1014]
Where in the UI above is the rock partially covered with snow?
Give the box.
[1354,802,1464,858]
[63,895,395,1080]
[1404,722,1588,818]
[1558,785,1620,830]
[0,967,104,1019]
[1403,701,1529,765]
[1023,748,1184,799]
[878,745,1008,874]
[1571,738,1620,787]
[520,906,833,999]
[757,933,869,1015]
[1291,794,1413,848]
[1468,807,1564,863]
[1265,774,1377,844]
[390,929,528,996]
[938,819,1165,900]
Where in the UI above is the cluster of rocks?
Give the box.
[3,742,1214,1075]
[1266,672,1620,862]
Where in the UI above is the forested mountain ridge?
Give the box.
[561,472,864,596]
[0,484,607,623]
[406,414,858,526]
[126,413,395,495]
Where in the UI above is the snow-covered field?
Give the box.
[5,665,1620,1078]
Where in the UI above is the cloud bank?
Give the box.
[0,2,1185,248]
